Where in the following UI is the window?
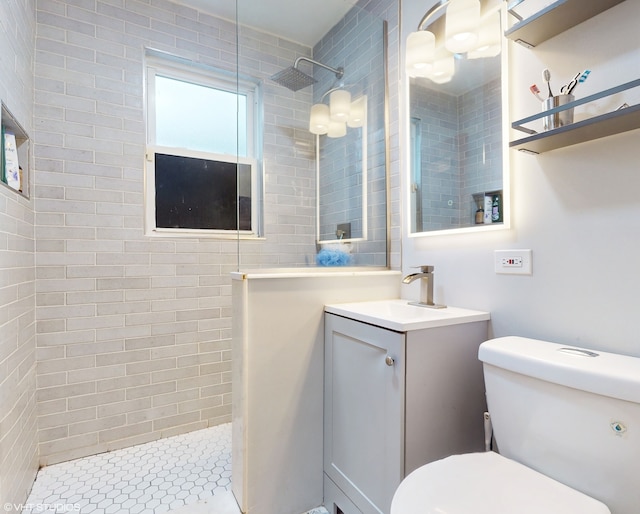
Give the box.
[144,50,261,237]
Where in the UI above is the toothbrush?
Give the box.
[529,84,544,101]
[578,69,591,83]
[567,70,591,95]
[560,72,580,94]
[542,68,553,98]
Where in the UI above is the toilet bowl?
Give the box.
[390,336,640,514]
[390,452,609,514]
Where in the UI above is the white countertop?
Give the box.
[231,268,400,280]
[325,299,490,332]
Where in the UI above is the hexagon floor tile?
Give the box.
[25,423,233,514]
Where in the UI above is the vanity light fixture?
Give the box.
[445,0,480,53]
[327,120,347,138]
[406,30,436,77]
[329,89,352,122]
[309,103,331,135]
[347,96,365,128]
[309,90,366,137]
[468,10,501,59]
[406,0,501,82]
[430,56,456,84]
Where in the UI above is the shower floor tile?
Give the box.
[24,422,330,514]
[25,423,234,514]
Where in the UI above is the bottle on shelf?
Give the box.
[491,194,502,223]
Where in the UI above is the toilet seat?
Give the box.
[390,452,610,514]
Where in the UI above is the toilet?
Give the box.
[391,336,640,514]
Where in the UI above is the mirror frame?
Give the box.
[403,1,511,238]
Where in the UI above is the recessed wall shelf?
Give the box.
[510,79,640,154]
[505,0,626,48]
[1,103,30,198]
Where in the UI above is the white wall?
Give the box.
[401,1,640,357]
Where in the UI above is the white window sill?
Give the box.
[146,229,265,240]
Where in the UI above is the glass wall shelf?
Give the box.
[505,0,626,48]
[510,79,640,154]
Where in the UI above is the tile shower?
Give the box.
[25,424,231,514]
[0,0,399,510]
[23,423,332,513]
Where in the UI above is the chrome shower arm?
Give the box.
[293,57,344,80]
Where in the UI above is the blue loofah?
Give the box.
[316,248,353,267]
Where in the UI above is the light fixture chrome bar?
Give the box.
[417,0,449,31]
[320,84,356,102]
[418,0,504,31]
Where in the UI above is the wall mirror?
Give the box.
[403,0,510,235]
[316,95,368,243]
[309,9,387,249]
[233,0,389,265]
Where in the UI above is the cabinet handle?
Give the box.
[385,355,394,366]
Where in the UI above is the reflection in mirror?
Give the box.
[310,8,387,257]
[236,1,389,266]
[317,94,367,243]
[405,0,508,235]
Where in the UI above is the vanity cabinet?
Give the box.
[323,312,488,514]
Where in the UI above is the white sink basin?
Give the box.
[324,299,490,332]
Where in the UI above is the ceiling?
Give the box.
[171,0,358,47]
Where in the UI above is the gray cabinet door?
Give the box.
[324,314,405,514]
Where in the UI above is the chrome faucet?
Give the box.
[402,265,446,309]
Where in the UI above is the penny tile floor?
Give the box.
[24,423,329,514]
[25,423,235,514]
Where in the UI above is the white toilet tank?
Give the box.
[479,336,640,514]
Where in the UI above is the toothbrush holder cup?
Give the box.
[542,94,574,131]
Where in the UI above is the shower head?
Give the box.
[271,66,317,92]
[270,56,344,92]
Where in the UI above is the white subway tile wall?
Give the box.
[411,85,462,230]
[0,0,38,508]
[33,0,317,466]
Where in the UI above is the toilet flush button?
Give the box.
[611,421,626,435]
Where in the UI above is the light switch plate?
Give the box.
[494,249,532,275]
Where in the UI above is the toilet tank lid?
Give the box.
[479,336,640,404]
